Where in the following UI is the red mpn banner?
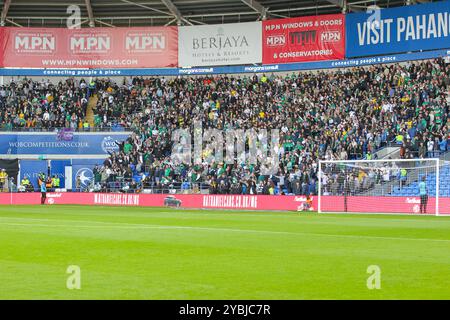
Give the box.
[0,26,178,68]
[262,14,345,64]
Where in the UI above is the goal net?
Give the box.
[318,158,442,215]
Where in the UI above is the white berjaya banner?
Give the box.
[178,22,262,67]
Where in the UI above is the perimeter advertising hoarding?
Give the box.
[0,133,130,155]
[0,193,448,214]
[0,193,316,211]
[5,45,447,77]
[0,26,178,68]
[263,14,345,64]
[19,160,48,190]
[178,21,262,67]
[346,0,450,57]
[71,159,105,191]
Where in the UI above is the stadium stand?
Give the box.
[82,58,449,195]
[0,78,90,131]
[390,163,450,197]
[1,58,449,196]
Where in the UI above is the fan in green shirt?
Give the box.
[94,114,101,127]
[286,160,293,171]
[434,106,442,125]
[283,138,294,152]
[191,172,199,183]
[217,164,226,177]
[159,126,168,134]
[161,176,170,185]
[123,142,133,154]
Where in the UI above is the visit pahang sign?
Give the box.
[346,0,450,57]
[262,14,345,64]
[0,26,178,68]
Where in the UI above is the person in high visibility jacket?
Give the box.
[52,175,60,189]
[83,121,90,131]
[87,80,96,97]
[0,169,8,192]
[21,176,30,186]
[21,176,32,192]
[400,168,408,187]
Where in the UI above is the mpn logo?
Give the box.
[321,31,341,42]
[70,34,111,54]
[266,35,285,47]
[125,33,166,53]
[14,33,56,54]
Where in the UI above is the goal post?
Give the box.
[318,158,441,216]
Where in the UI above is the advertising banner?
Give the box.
[0,132,130,155]
[262,14,345,64]
[0,26,178,68]
[19,160,48,190]
[1,48,449,77]
[50,160,71,188]
[346,0,450,57]
[72,159,104,191]
[0,192,316,211]
[178,22,262,67]
[320,196,444,214]
[0,193,449,214]
[0,27,4,67]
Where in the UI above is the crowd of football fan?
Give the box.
[1,58,449,195]
[0,78,93,131]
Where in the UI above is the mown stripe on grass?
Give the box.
[1,220,449,243]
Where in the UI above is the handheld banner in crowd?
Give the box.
[0,132,131,155]
[0,26,178,68]
[262,14,345,64]
[178,22,262,67]
[346,0,450,57]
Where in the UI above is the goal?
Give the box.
[318,158,441,215]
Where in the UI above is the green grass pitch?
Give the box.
[0,205,449,299]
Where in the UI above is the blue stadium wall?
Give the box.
[0,132,131,189]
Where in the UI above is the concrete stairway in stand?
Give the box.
[85,95,98,127]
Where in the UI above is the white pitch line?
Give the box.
[2,213,449,227]
[1,220,449,243]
